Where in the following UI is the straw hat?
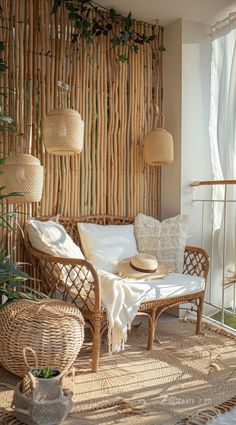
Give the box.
[117,253,172,280]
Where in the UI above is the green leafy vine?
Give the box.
[51,0,165,62]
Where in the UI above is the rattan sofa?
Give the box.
[24,215,210,373]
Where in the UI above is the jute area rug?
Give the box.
[0,316,236,425]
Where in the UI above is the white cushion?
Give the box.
[77,223,138,273]
[128,273,205,303]
[27,219,84,259]
[98,269,205,352]
[134,213,190,273]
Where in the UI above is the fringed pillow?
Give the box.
[134,213,190,273]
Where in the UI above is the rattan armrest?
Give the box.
[183,245,210,280]
[26,243,101,313]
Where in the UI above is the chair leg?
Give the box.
[91,320,101,372]
[147,309,156,350]
[196,295,204,334]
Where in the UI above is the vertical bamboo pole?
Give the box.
[1,3,162,266]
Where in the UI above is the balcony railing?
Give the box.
[191,180,236,331]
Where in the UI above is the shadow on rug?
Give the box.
[0,316,236,425]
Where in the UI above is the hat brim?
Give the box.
[117,258,172,281]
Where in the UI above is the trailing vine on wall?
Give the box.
[52,0,165,62]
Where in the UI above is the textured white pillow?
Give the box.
[27,219,84,259]
[77,223,138,273]
[27,220,94,305]
[134,213,190,273]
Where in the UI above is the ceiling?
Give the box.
[98,0,236,26]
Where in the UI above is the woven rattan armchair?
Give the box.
[24,215,209,373]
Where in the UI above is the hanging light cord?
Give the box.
[152,103,165,128]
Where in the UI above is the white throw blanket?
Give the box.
[98,270,156,353]
[98,270,205,353]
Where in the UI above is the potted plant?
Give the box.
[0,187,45,307]
[12,347,72,425]
[31,368,61,380]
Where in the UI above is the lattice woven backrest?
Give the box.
[36,259,98,311]
[183,246,209,280]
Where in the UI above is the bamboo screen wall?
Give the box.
[0,0,162,259]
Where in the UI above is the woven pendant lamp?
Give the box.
[0,154,44,203]
[144,105,174,165]
[43,108,84,156]
[144,128,174,165]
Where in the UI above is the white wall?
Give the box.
[162,19,182,219]
[181,20,213,247]
[162,19,213,247]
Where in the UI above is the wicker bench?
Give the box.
[24,215,210,373]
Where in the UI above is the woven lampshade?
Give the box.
[44,108,84,155]
[0,154,44,203]
[144,128,174,165]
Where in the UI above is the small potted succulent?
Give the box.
[12,347,72,425]
[31,367,61,380]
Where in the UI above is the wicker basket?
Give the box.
[0,299,84,377]
[13,382,72,425]
[0,154,44,203]
[12,347,72,425]
[43,109,84,155]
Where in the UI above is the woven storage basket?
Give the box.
[144,128,174,165]
[13,382,72,425]
[0,154,44,203]
[12,347,72,425]
[0,299,84,377]
[43,108,84,155]
[21,348,63,400]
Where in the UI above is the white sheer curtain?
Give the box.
[209,19,236,307]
